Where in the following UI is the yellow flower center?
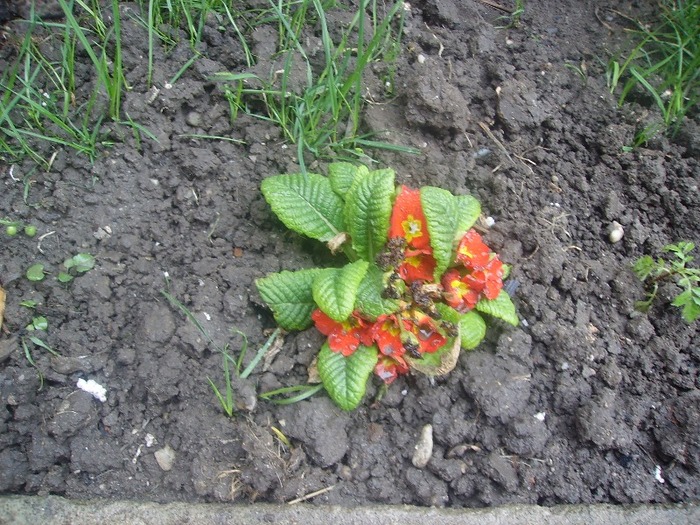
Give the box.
[458,245,473,258]
[405,255,423,268]
[401,215,423,242]
[451,279,469,296]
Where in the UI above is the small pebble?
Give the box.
[337,465,353,481]
[608,221,624,243]
[93,225,112,240]
[582,365,597,379]
[186,111,203,127]
[654,465,665,484]
[417,54,426,64]
[412,424,433,469]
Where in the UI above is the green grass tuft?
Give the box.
[608,0,699,144]
[212,0,417,171]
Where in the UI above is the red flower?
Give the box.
[401,308,446,354]
[456,229,492,270]
[463,257,504,300]
[312,309,372,356]
[442,256,504,311]
[371,315,406,358]
[442,269,480,312]
[389,186,430,250]
[397,249,436,283]
[374,355,409,384]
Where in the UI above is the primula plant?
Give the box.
[256,163,518,410]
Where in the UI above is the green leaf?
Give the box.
[317,343,378,410]
[327,162,368,197]
[312,260,369,322]
[28,335,59,356]
[455,195,482,232]
[476,290,519,326]
[436,304,486,350]
[672,288,700,323]
[256,269,322,330]
[261,173,346,242]
[457,310,487,349]
[57,272,74,283]
[344,168,395,261]
[67,253,95,273]
[259,384,324,405]
[27,316,48,331]
[633,255,656,281]
[420,186,481,279]
[26,264,46,282]
[355,264,401,320]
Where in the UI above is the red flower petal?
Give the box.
[482,258,504,299]
[371,315,405,358]
[311,309,340,336]
[312,309,371,356]
[442,270,480,312]
[374,355,409,384]
[398,250,436,283]
[456,229,492,270]
[389,186,430,250]
[402,309,447,354]
[328,330,362,356]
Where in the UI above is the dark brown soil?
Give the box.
[1,0,698,507]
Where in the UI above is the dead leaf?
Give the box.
[307,356,321,384]
[261,331,285,372]
[406,336,461,377]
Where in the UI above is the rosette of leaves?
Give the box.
[256,163,518,410]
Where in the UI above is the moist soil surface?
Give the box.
[1,0,699,508]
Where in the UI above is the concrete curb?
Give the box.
[1,496,698,524]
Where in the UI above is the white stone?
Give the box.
[412,424,433,469]
[76,378,107,402]
[154,445,176,471]
[654,465,665,483]
[608,221,624,243]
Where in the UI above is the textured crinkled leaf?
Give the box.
[457,310,487,349]
[476,290,519,326]
[328,162,368,197]
[312,260,369,321]
[318,342,378,410]
[405,337,461,377]
[420,186,481,280]
[455,194,481,233]
[261,173,345,242]
[256,269,322,330]
[355,264,401,320]
[344,168,395,261]
[436,304,486,350]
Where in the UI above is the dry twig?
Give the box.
[287,485,335,505]
[477,0,512,14]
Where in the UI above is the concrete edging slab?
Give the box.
[1,496,698,524]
